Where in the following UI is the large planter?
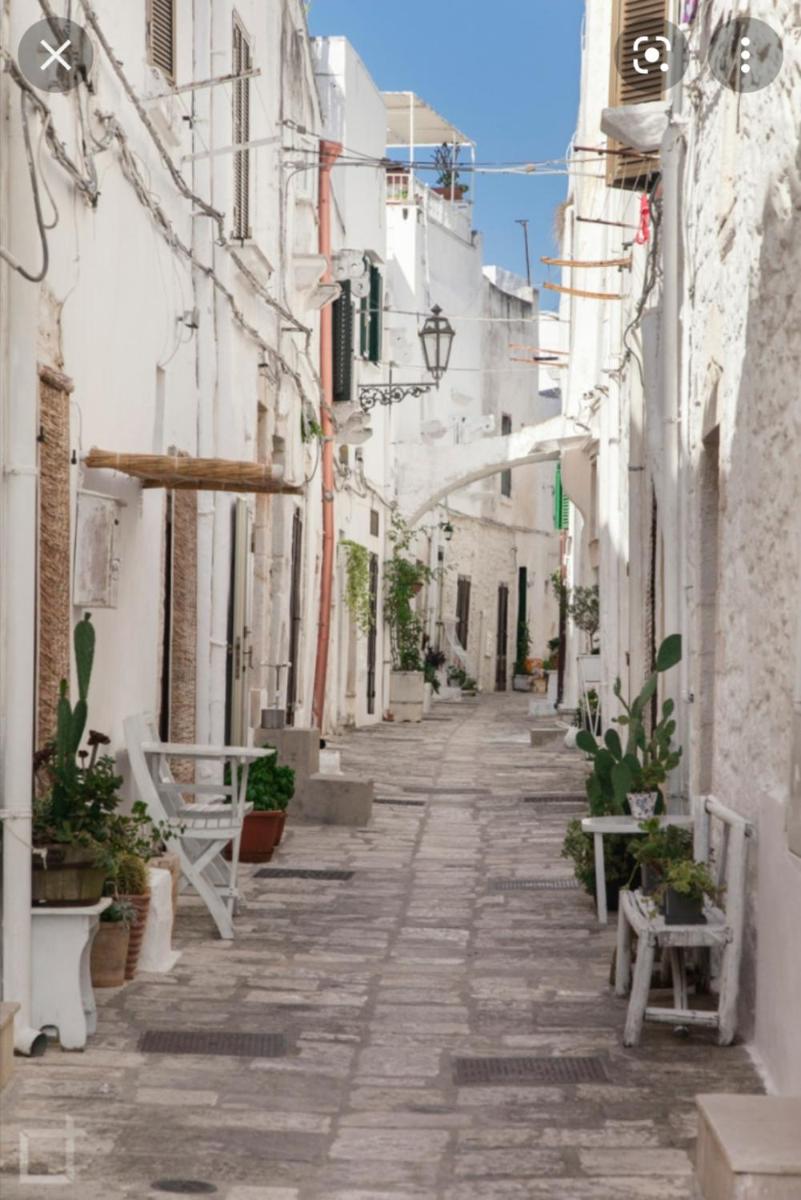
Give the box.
[664,887,706,925]
[423,681,433,714]
[273,810,287,847]
[225,810,284,864]
[120,893,151,980]
[513,674,532,692]
[390,670,425,723]
[90,922,130,988]
[32,844,106,907]
[545,670,558,708]
[432,185,468,201]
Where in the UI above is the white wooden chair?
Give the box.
[615,795,753,1047]
[124,714,274,940]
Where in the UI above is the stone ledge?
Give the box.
[291,773,374,826]
[696,1093,801,1200]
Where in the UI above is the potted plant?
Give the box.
[513,621,533,691]
[90,900,135,988]
[385,512,432,722]
[113,853,151,980]
[432,143,468,200]
[225,752,295,863]
[32,615,122,906]
[574,634,683,819]
[629,818,693,896]
[659,858,721,925]
[568,584,600,654]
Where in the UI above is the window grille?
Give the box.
[232,14,252,240]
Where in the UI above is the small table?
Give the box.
[581,814,694,925]
[31,898,111,1049]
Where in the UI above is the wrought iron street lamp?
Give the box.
[419,305,455,383]
[358,305,456,412]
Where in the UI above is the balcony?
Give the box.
[386,171,473,243]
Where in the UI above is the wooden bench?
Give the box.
[615,796,752,1047]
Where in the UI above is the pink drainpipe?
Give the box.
[311,140,342,731]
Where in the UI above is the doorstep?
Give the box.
[0,1002,19,1089]
[696,1093,801,1200]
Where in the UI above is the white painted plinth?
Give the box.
[390,671,425,722]
[31,898,111,1050]
[137,868,180,974]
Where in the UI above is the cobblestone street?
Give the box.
[1,696,762,1199]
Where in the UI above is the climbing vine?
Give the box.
[384,508,433,671]
[341,540,373,634]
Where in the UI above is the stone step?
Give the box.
[0,1002,19,1090]
[696,1093,801,1200]
[291,772,374,826]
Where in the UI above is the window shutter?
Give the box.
[368,266,382,364]
[554,463,570,531]
[232,16,252,240]
[359,293,369,358]
[333,281,354,404]
[148,0,175,80]
[607,0,667,189]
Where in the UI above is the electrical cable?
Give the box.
[0,94,50,282]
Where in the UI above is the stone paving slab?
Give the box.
[0,695,760,1198]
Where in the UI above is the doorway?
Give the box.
[225,498,252,746]
[286,508,303,726]
[495,583,509,691]
[366,552,379,715]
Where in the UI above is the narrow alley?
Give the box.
[1,695,761,1199]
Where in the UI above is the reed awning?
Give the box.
[84,449,303,495]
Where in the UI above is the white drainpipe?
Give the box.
[0,30,46,1051]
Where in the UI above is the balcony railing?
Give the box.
[386,171,473,242]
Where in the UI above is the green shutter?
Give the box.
[332,281,353,404]
[554,463,570,531]
[368,266,382,363]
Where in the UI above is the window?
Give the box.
[456,576,471,651]
[607,0,667,188]
[500,414,512,497]
[359,263,383,364]
[232,14,252,241]
[148,0,175,81]
[554,462,570,530]
[332,280,354,403]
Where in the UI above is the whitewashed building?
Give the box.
[556,0,801,1094]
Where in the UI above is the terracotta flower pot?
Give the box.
[224,810,284,864]
[273,811,287,846]
[120,893,151,980]
[90,922,130,988]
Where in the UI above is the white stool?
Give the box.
[31,898,111,1049]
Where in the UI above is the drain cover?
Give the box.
[254,867,353,881]
[151,1183,218,1195]
[374,798,426,807]
[453,1055,609,1086]
[523,793,585,803]
[139,1030,288,1058]
[489,877,580,891]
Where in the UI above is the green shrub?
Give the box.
[115,852,149,896]
[228,753,295,812]
[561,818,636,896]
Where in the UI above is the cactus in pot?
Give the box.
[575,634,683,815]
[113,853,151,980]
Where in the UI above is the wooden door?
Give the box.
[285,509,303,726]
[495,583,509,692]
[226,498,252,745]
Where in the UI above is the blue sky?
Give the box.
[309,0,585,308]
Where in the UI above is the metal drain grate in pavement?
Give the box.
[522,793,586,803]
[489,877,580,892]
[139,1030,288,1058]
[453,1055,609,1086]
[151,1183,218,1196]
[374,798,426,807]
[254,868,353,881]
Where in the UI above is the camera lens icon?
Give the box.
[634,36,671,76]
[615,21,689,93]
